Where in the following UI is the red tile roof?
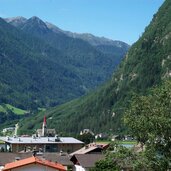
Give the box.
[3,156,66,171]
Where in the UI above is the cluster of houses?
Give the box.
[0,117,109,171]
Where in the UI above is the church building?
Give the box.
[36,116,56,137]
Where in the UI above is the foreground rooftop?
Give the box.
[3,156,66,171]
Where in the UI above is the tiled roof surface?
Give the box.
[39,153,73,166]
[72,154,105,168]
[0,152,32,166]
[70,143,108,155]
[3,156,66,171]
[0,152,73,166]
[70,145,99,155]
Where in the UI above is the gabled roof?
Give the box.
[70,143,109,155]
[71,154,105,168]
[0,152,73,167]
[40,153,73,166]
[0,152,32,166]
[70,145,100,155]
[3,156,66,171]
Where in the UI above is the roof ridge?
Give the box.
[3,156,66,171]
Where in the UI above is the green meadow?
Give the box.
[0,104,28,115]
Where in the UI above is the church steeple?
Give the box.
[42,116,47,136]
[43,115,46,126]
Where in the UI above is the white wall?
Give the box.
[0,166,4,171]
[12,163,60,171]
[73,165,86,171]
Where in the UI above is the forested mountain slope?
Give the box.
[0,17,81,109]
[19,0,171,135]
[0,17,128,111]
[6,17,129,56]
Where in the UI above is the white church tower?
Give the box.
[42,116,47,136]
[14,123,19,136]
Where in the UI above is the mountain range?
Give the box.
[18,0,171,135]
[0,16,129,113]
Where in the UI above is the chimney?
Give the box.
[15,157,21,161]
[32,149,37,157]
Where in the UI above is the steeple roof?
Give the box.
[43,115,46,125]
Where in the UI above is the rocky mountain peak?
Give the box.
[4,16,27,27]
[21,16,50,34]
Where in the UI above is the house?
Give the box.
[0,152,33,168]
[2,127,15,134]
[70,143,109,156]
[0,136,83,153]
[2,156,66,171]
[0,152,73,171]
[40,152,74,170]
[111,135,123,141]
[80,129,94,136]
[124,135,134,141]
[70,154,105,171]
[95,133,108,140]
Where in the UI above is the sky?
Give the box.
[0,0,165,45]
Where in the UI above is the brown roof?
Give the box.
[70,143,108,156]
[0,152,32,166]
[3,156,66,171]
[70,146,100,155]
[38,153,73,166]
[0,152,73,167]
[71,154,105,168]
[70,143,109,156]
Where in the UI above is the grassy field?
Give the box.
[38,107,46,112]
[0,105,6,113]
[95,140,111,144]
[118,140,137,145]
[0,104,28,115]
[96,140,137,145]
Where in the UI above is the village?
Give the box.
[0,116,137,171]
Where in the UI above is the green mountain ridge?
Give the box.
[0,16,128,125]
[4,16,129,88]
[6,16,129,61]
[0,17,81,109]
[19,0,171,135]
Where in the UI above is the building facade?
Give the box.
[0,136,83,153]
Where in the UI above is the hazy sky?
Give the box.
[0,0,164,44]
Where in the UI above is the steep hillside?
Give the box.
[19,0,171,135]
[0,17,128,113]
[0,17,83,109]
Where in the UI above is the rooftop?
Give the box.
[70,143,109,155]
[0,152,32,166]
[0,136,84,144]
[0,152,73,167]
[71,154,105,168]
[3,156,66,171]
